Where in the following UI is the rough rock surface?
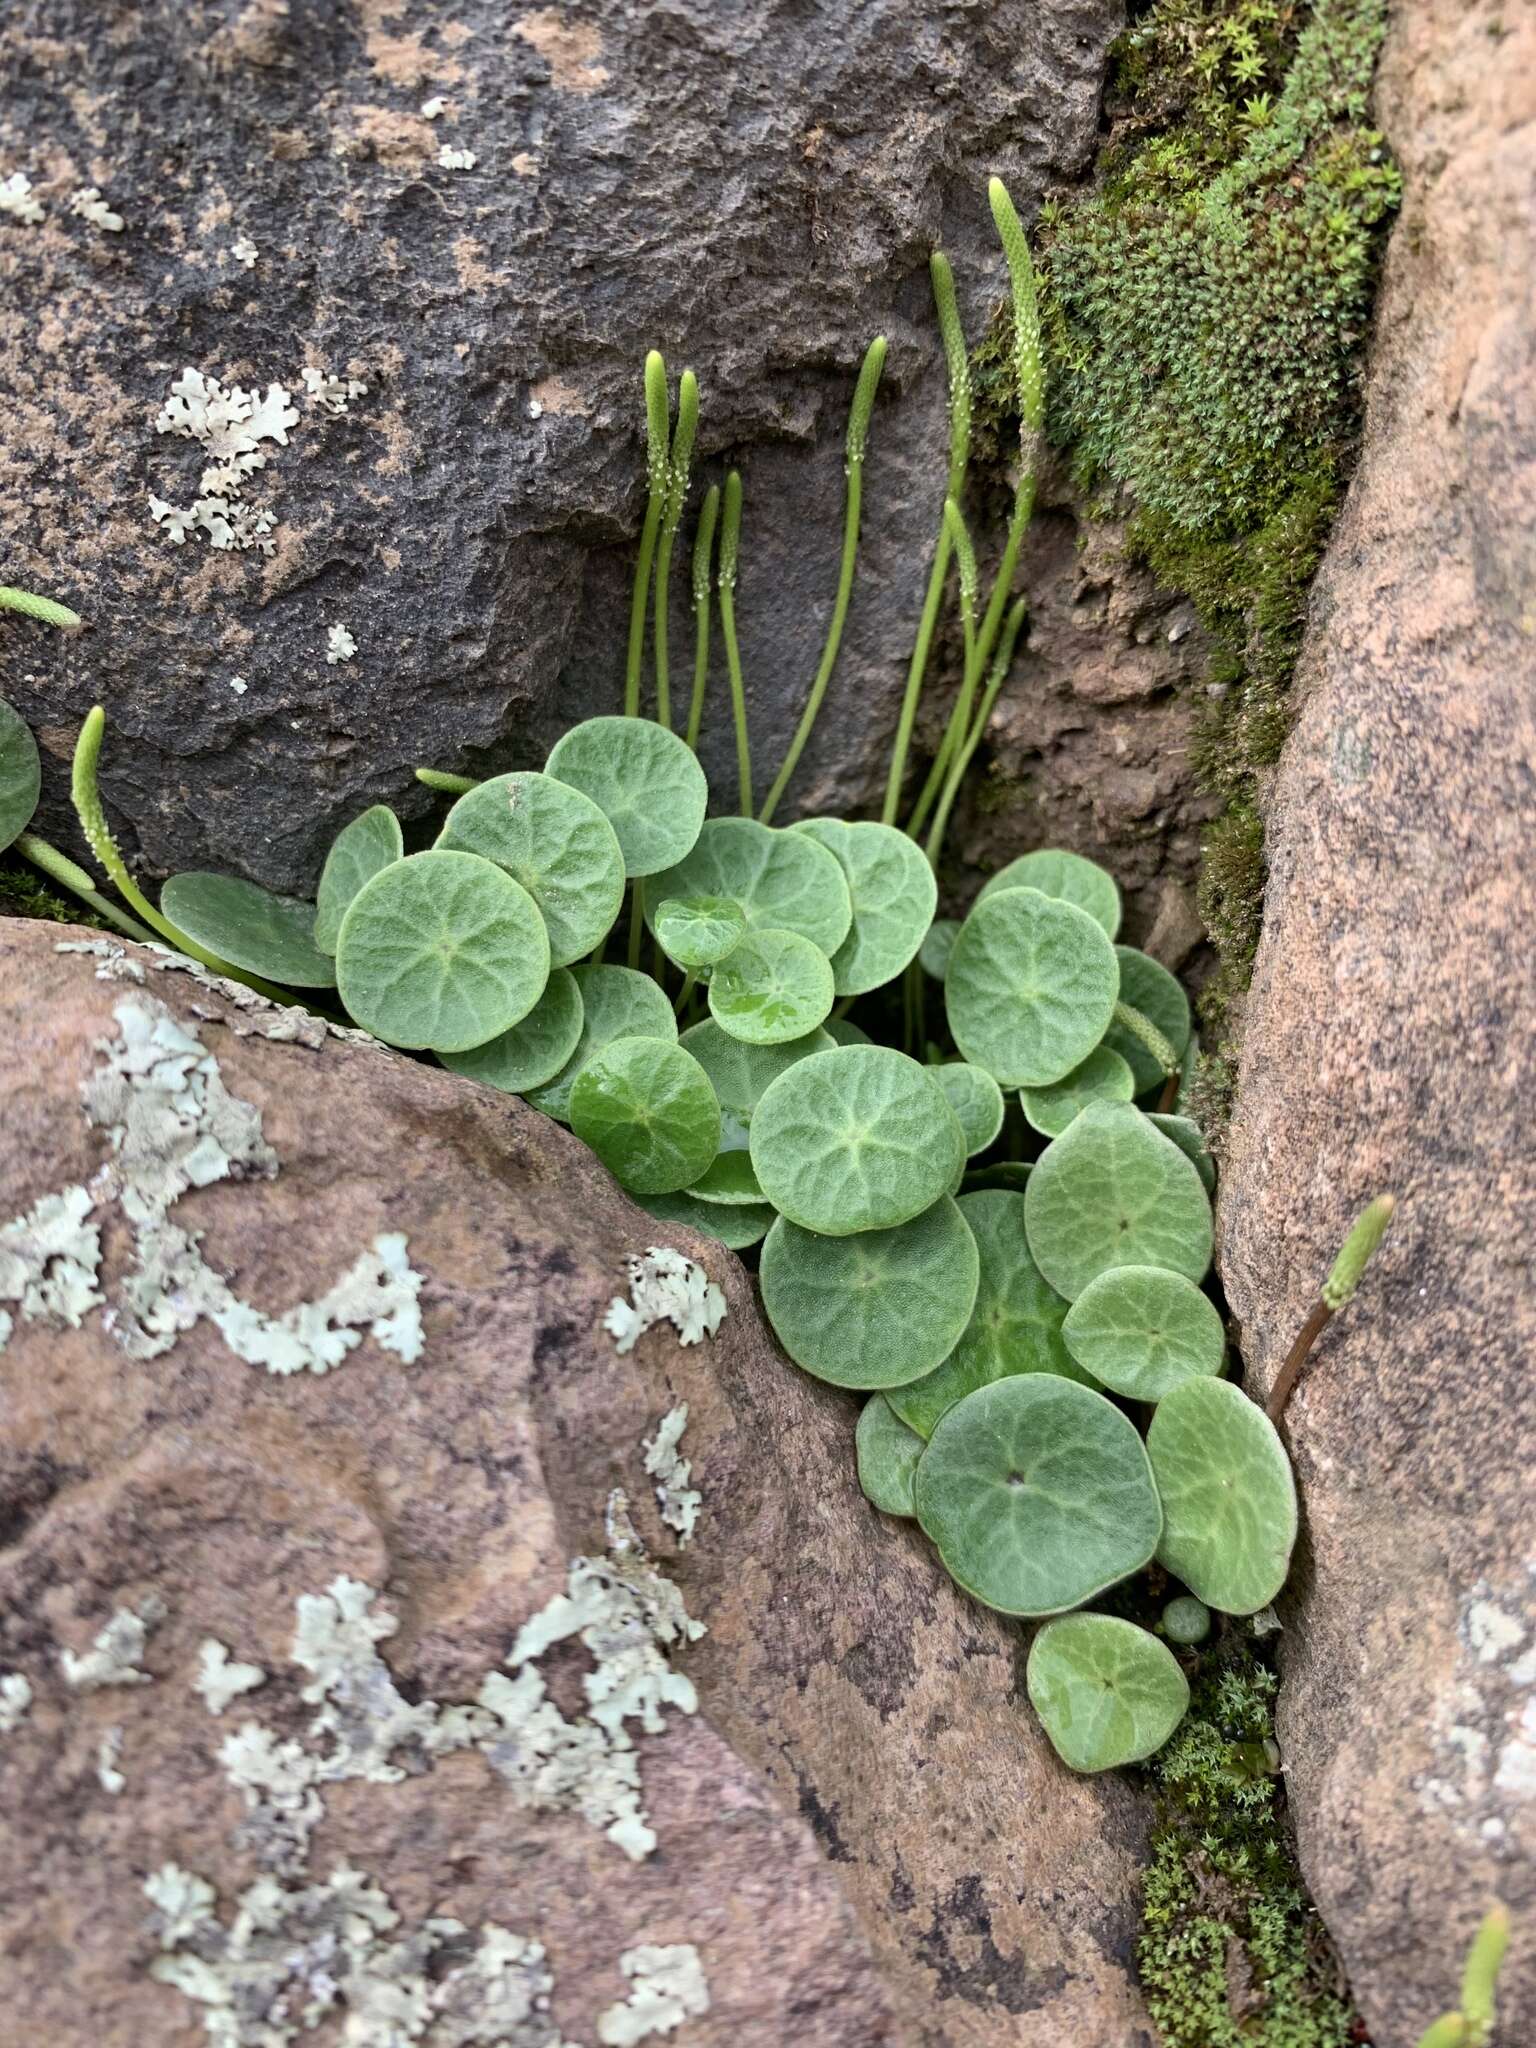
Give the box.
[0,0,1210,936]
[1219,4,1536,2042]
[0,918,1157,2048]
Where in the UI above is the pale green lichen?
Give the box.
[0,1671,33,1733]
[59,1594,164,1690]
[641,1403,701,1545]
[0,1183,103,1351]
[595,1946,711,2046]
[194,1638,268,1717]
[604,1247,726,1354]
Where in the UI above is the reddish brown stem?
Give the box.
[1266,1298,1333,1423]
[1157,1069,1181,1113]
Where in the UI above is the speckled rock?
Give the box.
[0,0,1219,931]
[1219,4,1536,2043]
[0,918,1158,2047]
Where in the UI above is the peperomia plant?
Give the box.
[0,181,1397,1777]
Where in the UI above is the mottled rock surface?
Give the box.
[1219,4,1536,2043]
[0,0,1212,935]
[0,918,1157,2047]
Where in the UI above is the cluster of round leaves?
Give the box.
[62,710,1295,1781]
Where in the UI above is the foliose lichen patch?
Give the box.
[642,1404,702,1546]
[604,1249,726,1355]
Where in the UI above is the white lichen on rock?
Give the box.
[642,1403,701,1546]
[73,993,424,1373]
[69,186,125,232]
[231,234,259,269]
[0,1183,103,1353]
[437,145,477,170]
[0,171,45,223]
[420,95,447,119]
[604,1248,726,1356]
[59,1594,164,1690]
[147,1860,581,2048]
[325,622,358,664]
[195,1637,268,1716]
[149,367,297,554]
[97,1724,127,1794]
[595,1946,711,2046]
[57,936,369,1046]
[301,366,368,417]
[0,1672,33,1733]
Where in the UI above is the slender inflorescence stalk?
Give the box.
[1416,1906,1509,2048]
[623,351,672,719]
[1267,1194,1397,1422]
[882,253,972,826]
[717,469,753,815]
[684,483,720,752]
[415,768,478,795]
[758,334,887,824]
[652,368,699,731]
[1111,1001,1180,1079]
[907,495,982,841]
[71,707,293,1000]
[923,598,1027,868]
[0,586,82,629]
[14,830,155,941]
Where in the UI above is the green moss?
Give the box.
[1025,0,1398,1113]
[0,848,103,929]
[1138,1634,1356,2047]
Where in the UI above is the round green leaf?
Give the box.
[1105,947,1193,1094]
[569,1036,720,1195]
[824,1017,871,1046]
[436,771,625,967]
[678,1018,832,1122]
[888,1190,1090,1439]
[979,849,1121,939]
[162,872,338,988]
[1026,1615,1190,1772]
[524,963,677,1123]
[636,1187,775,1250]
[1147,1377,1298,1616]
[750,1044,966,1236]
[708,927,835,1045]
[932,1063,1006,1158]
[336,850,549,1050]
[792,818,937,994]
[856,1397,924,1518]
[1062,1266,1225,1401]
[1025,1103,1213,1301]
[914,1375,1163,1617]
[1021,1045,1136,1138]
[1149,1113,1216,1195]
[686,1148,765,1206]
[440,966,584,1095]
[643,816,851,957]
[653,894,747,969]
[760,1196,979,1389]
[314,805,404,953]
[1162,1595,1211,1646]
[919,918,959,982]
[545,716,708,878]
[0,697,41,854]
[946,887,1119,1088]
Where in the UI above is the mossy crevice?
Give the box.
[1015,0,1399,1132]
[1137,1633,1356,2047]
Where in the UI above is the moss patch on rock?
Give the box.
[1138,1634,1356,2047]
[1030,0,1399,1129]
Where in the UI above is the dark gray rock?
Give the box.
[0,0,1157,901]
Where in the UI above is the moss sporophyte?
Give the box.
[1,175,1400,1792]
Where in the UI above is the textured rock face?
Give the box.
[0,919,1157,2047]
[1219,5,1536,2043]
[0,0,1212,938]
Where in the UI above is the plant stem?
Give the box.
[717,469,753,814]
[924,598,1026,871]
[673,971,696,1016]
[415,768,478,795]
[14,831,155,941]
[70,706,292,1001]
[1267,1196,1397,1422]
[624,350,672,719]
[0,585,82,629]
[882,253,972,826]
[758,334,887,824]
[1157,1068,1182,1113]
[1265,1300,1333,1424]
[684,483,720,752]
[653,367,699,732]
[626,884,645,972]
[1112,1000,1180,1079]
